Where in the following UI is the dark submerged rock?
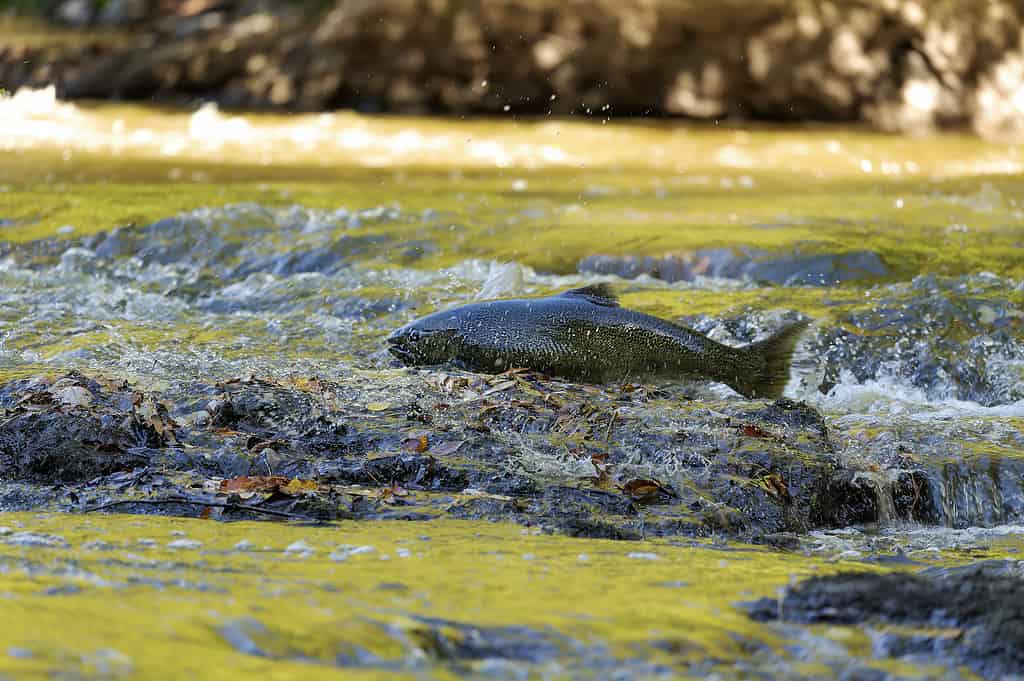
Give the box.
[747,560,1024,681]
[578,249,889,286]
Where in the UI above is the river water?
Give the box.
[1,87,1023,679]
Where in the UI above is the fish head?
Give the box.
[387,313,463,366]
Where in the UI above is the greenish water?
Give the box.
[2,512,1022,680]
[1,88,1024,679]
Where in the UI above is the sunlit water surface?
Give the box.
[1,87,1023,679]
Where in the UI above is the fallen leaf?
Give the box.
[401,435,429,453]
[741,424,771,438]
[377,483,410,504]
[136,397,177,440]
[622,478,676,503]
[220,476,321,498]
[759,473,791,503]
[589,463,616,491]
[293,376,327,393]
[438,375,469,393]
[220,475,289,493]
[281,478,320,495]
[366,402,391,412]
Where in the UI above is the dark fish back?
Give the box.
[423,288,806,398]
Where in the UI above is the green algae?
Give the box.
[1,513,1022,680]
[2,106,1023,280]
[3,168,1023,280]
[0,512,1017,681]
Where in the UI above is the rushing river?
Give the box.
[1,87,1023,680]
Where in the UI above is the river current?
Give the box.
[1,87,1023,680]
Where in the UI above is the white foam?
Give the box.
[798,369,1024,418]
[0,88,578,168]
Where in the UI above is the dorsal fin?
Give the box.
[559,283,619,306]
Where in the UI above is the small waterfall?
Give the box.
[850,470,899,524]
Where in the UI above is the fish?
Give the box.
[386,284,809,399]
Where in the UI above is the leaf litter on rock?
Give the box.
[401,435,429,453]
[621,478,677,504]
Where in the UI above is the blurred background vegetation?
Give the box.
[2,0,1024,138]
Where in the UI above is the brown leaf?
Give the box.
[741,424,771,438]
[402,435,429,453]
[759,473,791,503]
[588,462,616,491]
[220,476,320,498]
[438,375,470,393]
[137,397,178,440]
[281,478,320,495]
[622,478,676,503]
[292,376,327,393]
[220,475,289,493]
[376,483,410,504]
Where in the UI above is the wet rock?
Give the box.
[226,235,388,279]
[746,251,889,286]
[578,249,888,285]
[406,615,568,664]
[529,486,643,539]
[317,454,469,491]
[737,398,830,441]
[202,377,356,458]
[808,273,1024,405]
[809,473,882,527]
[1,362,1016,539]
[747,560,1024,680]
[0,373,173,482]
[577,254,697,283]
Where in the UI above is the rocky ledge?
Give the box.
[0,368,965,541]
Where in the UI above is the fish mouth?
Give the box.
[386,333,417,364]
[387,345,416,364]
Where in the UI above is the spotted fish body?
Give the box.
[387,285,808,399]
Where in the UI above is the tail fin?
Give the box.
[727,320,810,399]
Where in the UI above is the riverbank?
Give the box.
[3,0,1024,138]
